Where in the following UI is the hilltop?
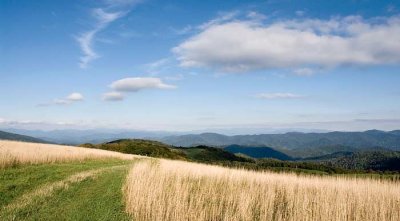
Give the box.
[80,139,252,164]
[0,130,49,143]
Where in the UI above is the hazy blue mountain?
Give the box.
[224,145,293,160]
[0,130,48,143]
[282,145,394,158]
[158,130,400,153]
[389,130,400,136]
[2,128,179,145]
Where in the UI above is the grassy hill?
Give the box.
[179,145,252,163]
[0,130,48,143]
[80,139,187,160]
[81,139,253,164]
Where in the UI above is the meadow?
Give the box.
[0,140,141,169]
[1,140,399,220]
[125,159,400,221]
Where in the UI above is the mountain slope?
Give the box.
[81,139,252,163]
[307,151,400,171]
[0,130,48,143]
[179,145,253,163]
[80,139,186,160]
[159,130,400,152]
[224,145,293,160]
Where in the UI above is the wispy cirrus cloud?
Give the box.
[76,0,141,68]
[172,11,240,36]
[198,11,239,30]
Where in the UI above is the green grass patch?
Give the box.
[3,165,131,221]
[0,159,132,208]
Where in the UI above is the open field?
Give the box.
[0,140,142,169]
[1,141,400,220]
[0,159,133,220]
[125,159,400,221]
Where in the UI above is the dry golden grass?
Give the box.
[0,140,141,168]
[125,159,400,221]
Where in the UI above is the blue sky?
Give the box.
[1,0,400,132]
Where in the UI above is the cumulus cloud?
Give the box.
[110,77,176,92]
[66,92,84,101]
[255,93,305,99]
[38,93,84,106]
[76,1,141,68]
[102,91,124,101]
[173,15,400,72]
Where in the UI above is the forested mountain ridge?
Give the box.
[159,130,400,151]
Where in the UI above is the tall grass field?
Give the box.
[1,140,399,220]
[125,160,400,221]
[0,140,141,169]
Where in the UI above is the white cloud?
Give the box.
[102,91,124,101]
[174,15,400,72]
[76,31,99,68]
[255,93,305,99]
[76,1,141,68]
[66,92,84,101]
[38,93,84,106]
[110,77,176,92]
[77,9,124,68]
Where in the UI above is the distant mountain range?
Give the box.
[0,130,48,143]
[2,128,177,145]
[81,139,400,172]
[0,128,331,145]
[156,130,400,158]
[2,128,400,160]
[2,129,400,172]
